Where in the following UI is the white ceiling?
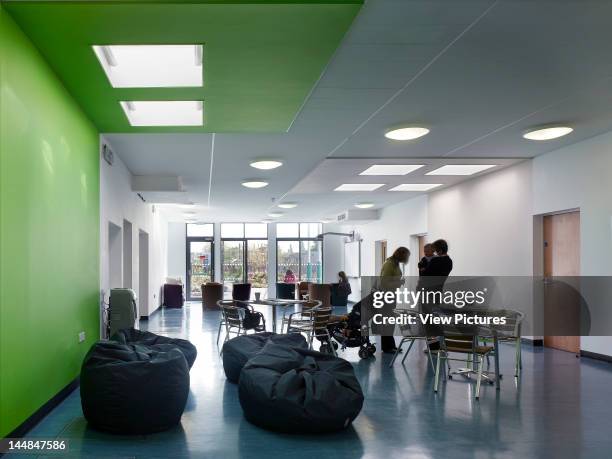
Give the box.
[105,0,612,223]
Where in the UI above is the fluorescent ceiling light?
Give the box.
[250,160,283,170]
[93,45,203,88]
[523,126,573,141]
[241,180,269,189]
[389,183,442,192]
[334,184,385,192]
[426,164,496,176]
[268,212,283,218]
[120,101,203,127]
[360,164,424,176]
[278,202,297,209]
[385,126,430,141]
[354,203,374,209]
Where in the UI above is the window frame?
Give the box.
[220,223,268,286]
[185,224,215,301]
[275,223,323,284]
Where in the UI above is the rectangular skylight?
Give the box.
[426,164,495,176]
[334,184,385,192]
[120,101,204,126]
[359,164,424,175]
[93,45,203,88]
[388,183,442,191]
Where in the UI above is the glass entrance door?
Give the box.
[187,240,213,300]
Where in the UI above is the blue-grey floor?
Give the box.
[11,302,612,459]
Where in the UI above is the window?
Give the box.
[185,223,214,300]
[221,223,268,297]
[276,223,322,283]
[187,223,214,237]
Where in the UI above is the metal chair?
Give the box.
[216,299,266,346]
[285,300,336,355]
[431,311,498,400]
[388,308,435,371]
[483,309,525,377]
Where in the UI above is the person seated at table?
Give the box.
[283,269,296,283]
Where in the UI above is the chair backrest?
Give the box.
[218,300,243,329]
[483,309,524,338]
[308,283,331,309]
[297,281,311,299]
[201,282,224,309]
[276,282,296,300]
[308,301,332,338]
[232,283,252,302]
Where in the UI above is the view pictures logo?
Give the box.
[372,287,488,309]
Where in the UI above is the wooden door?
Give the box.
[418,235,426,259]
[543,211,580,353]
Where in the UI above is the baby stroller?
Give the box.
[327,300,377,359]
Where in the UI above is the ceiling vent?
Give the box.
[336,209,379,223]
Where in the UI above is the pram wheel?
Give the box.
[358,348,370,359]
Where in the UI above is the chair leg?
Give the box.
[434,352,442,393]
[400,338,416,365]
[216,321,223,345]
[425,341,435,372]
[515,337,522,377]
[389,338,405,367]
[475,354,484,399]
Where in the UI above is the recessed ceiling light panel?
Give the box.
[354,203,374,209]
[360,164,424,176]
[93,45,203,88]
[278,202,297,209]
[426,164,495,176]
[385,126,430,141]
[523,126,573,141]
[250,160,283,170]
[389,183,442,192]
[120,101,203,126]
[241,180,269,189]
[334,184,385,192]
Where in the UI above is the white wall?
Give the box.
[100,136,168,321]
[427,160,534,276]
[167,222,186,282]
[532,131,612,355]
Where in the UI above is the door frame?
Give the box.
[185,236,215,301]
[535,209,581,354]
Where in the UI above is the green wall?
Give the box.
[0,6,100,436]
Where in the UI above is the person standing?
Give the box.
[337,271,352,296]
[378,246,410,353]
[421,239,452,277]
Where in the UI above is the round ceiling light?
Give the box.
[354,202,374,209]
[261,219,273,224]
[241,180,269,189]
[385,126,430,141]
[523,126,573,141]
[268,212,283,218]
[278,202,297,209]
[250,160,283,170]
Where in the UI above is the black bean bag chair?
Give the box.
[80,340,189,434]
[111,328,197,368]
[222,332,307,383]
[238,342,364,433]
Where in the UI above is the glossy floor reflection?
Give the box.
[12,302,612,458]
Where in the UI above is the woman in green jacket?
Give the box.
[379,246,410,353]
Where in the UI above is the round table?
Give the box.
[251,298,309,333]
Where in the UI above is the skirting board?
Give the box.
[580,350,612,363]
[6,378,79,439]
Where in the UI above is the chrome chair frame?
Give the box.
[389,308,436,371]
[216,299,267,347]
[285,300,336,355]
